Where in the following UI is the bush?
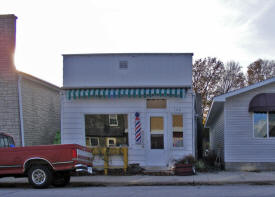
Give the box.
[195,160,207,172]
[204,150,217,166]
[53,131,61,144]
[175,154,196,165]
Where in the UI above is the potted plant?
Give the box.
[174,154,196,176]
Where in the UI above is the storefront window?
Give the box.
[85,114,128,147]
[172,115,183,147]
[150,117,164,149]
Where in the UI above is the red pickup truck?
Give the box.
[0,132,93,188]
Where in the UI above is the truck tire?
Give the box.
[28,165,53,189]
[52,172,71,187]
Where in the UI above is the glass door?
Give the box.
[150,116,164,149]
[146,113,167,166]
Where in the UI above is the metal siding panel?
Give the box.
[225,82,275,162]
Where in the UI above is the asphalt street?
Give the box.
[1,185,275,197]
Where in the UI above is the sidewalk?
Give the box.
[1,171,275,187]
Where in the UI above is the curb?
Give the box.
[68,181,275,187]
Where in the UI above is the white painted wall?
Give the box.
[63,53,193,88]
[61,90,195,167]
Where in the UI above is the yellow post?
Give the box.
[103,148,109,175]
[90,146,128,175]
[123,147,128,173]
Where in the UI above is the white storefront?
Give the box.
[61,53,197,169]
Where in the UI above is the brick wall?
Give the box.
[0,15,21,146]
[21,75,60,146]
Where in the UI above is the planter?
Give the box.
[174,163,195,176]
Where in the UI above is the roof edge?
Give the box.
[214,77,275,101]
[62,52,194,56]
[205,77,275,127]
[205,101,224,128]
[17,71,60,91]
[62,85,192,90]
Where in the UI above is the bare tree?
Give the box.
[216,61,246,95]
[247,59,275,85]
[192,57,224,120]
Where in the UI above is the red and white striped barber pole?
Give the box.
[135,112,142,144]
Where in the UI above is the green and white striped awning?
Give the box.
[66,88,187,100]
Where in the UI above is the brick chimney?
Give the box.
[0,14,17,74]
[0,14,21,146]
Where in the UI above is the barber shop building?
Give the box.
[61,53,200,170]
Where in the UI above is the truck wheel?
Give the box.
[52,172,71,187]
[28,165,53,189]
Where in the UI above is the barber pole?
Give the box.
[135,112,142,144]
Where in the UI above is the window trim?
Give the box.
[86,137,100,147]
[106,137,116,147]
[172,113,184,148]
[253,112,275,139]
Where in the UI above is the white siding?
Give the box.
[63,54,192,88]
[61,90,195,167]
[209,109,224,161]
[224,82,275,162]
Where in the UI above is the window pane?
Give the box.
[3,137,8,147]
[173,115,183,147]
[269,112,275,137]
[0,137,4,148]
[8,137,15,147]
[151,134,164,149]
[85,114,128,147]
[150,117,164,149]
[173,132,183,147]
[254,113,267,138]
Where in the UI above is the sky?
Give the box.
[1,0,275,86]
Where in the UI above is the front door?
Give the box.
[146,113,167,166]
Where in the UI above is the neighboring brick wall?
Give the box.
[21,76,60,146]
[0,73,21,146]
[0,15,21,146]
